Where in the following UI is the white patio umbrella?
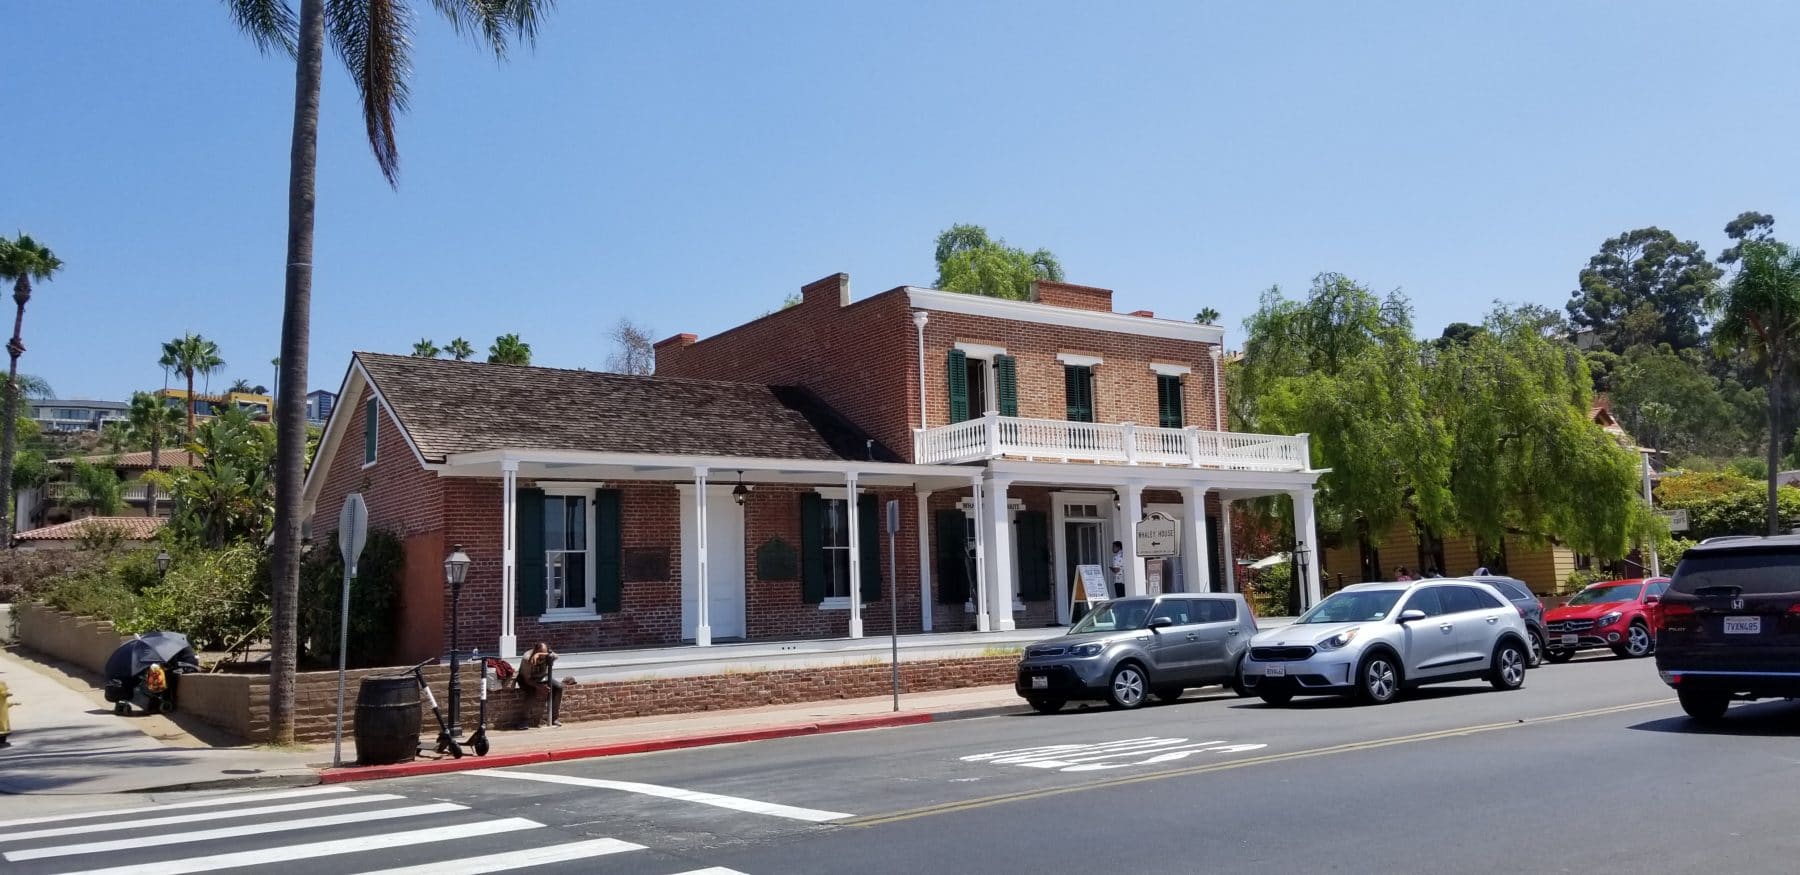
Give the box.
[1246,552,1291,570]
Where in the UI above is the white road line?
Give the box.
[53,817,542,875]
[464,769,853,823]
[349,837,646,875]
[672,869,753,875]
[6,802,466,862]
[0,786,357,829]
[0,793,403,842]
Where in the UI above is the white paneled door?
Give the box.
[681,485,746,641]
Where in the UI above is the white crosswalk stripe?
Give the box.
[3,785,760,875]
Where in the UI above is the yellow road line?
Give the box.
[848,698,1674,828]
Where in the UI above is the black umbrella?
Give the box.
[104,632,198,682]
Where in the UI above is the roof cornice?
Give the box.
[904,287,1224,345]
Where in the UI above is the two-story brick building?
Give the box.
[303,275,1323,660]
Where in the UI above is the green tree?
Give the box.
[66,458,124,516]
[1719,211,1776,266]
[1609,345,1757,461]
[410,338,440,358]
[444,337,475,361]
[99,421,135,453]
[1707,239,1800,534]
[1566,227,1721,354]
[4,374,51,400]
[159,333,226,438]
[226,0,554,744]
[1194,307,1221,325]
[228,378,256,394]
[933,223,1064,301]
[487,333,532,365]
[0,234,63,540]
[1433,321,1485,350]
[164,407,277,548]
[127,391,184,518]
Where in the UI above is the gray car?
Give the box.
[1240,580,1530,706]
[1015,594,1257,713]
[1462,575,1546,668]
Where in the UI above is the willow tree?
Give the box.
[226,0,555,744]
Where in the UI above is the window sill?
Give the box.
[534,611,604,624]
[818,597,852,611]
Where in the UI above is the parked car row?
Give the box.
[1015,574,1675,713]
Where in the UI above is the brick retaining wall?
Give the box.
[14,603,128,675]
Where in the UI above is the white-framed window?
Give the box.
[954,342,1006,417]
[821,498,853,601]
[543,491,593,613]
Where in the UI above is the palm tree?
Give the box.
[100,421,134,453]
[1195,307,1222,325]
[229,378,256,394]
[1709,239,1800,534]
[0,234,64,540]
[160,333,226,439]
[127,391,184,518]
[225,0,553,744]
[487,333,532,365]
[5,373,52,400]
[411,338,440,358]
[445,337,475,361]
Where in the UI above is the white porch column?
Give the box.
[846,472,864,639]
[1180,485,1211,592]
[917,489,934,632]
[499,460,519,659]
[1292,488,1322,610]
[1122,480,1146,596]
[1220,498,1237,593]
[983,473,1015,631]
[694,467,712,646]
[970,478,989,632]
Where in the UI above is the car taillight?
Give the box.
[1662,603,1695,618]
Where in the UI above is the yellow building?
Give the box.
[1320,524,1582,597]
[156,388,272,421]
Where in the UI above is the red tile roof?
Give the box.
[52,450,200,470]
[16,517,165,542]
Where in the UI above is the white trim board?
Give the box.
[1056,352,1104,368]
[1150,363,1193,376]
[907,286,1225,345]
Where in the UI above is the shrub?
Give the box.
[120,543,270,652]
[298,528,404,668]
[1563,569,1608,594]
[0,549,108,605]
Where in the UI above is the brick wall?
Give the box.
[313,382,445,543]
[14,603,128,675]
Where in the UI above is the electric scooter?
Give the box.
[467,649,491,757]
[408,658,463,759]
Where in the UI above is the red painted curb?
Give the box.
[815,712,935,733]
[320,750,548,784]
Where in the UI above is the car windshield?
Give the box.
[1296,589,1403,624]
[1070,600,1152,633]
[1566,583,1642,606]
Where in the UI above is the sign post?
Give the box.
[333,493,369,769]
[886,499,901,712]
[1135,512,1180,558]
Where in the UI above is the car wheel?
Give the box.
[1027,697,1065,715]
[1257,689,1293,706]
[1544,648,1576,663]
[1678,689,1730,722]
[1231,660,1252,697]
[1105,663,1148,709]
[1355,652,1401,705]
[1489,639,1526,691]
[1151,687,1184,705]
[1527,628,1545,668]
[1616,622,1653,659]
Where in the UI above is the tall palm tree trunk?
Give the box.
[268,0,325,746]
[185,369,197,438]
[0,279,31,542]
[1769,357,1785,536]
[147,428,161,519]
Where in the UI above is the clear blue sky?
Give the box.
[6,2,1798,401]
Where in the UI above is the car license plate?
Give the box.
[1724,616,1762,635]
[1030,675,1049,689]
[1263,664,1287,677]
[1561,634,1579,646]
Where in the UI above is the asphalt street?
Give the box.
[7,651,1799,874]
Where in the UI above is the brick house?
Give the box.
[303,275,1322,660]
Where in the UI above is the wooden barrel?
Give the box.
[354,676,421,765]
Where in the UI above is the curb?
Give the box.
[320,704,1020,784]
[123,770,325,795]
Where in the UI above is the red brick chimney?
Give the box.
[1030,280,1114,312]
[652,333,697,370]
[801,273,851,308]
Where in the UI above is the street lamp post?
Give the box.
[443,544,471,737]
[1293,540,1312,613]
[155,550,171,577]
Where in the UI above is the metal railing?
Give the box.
[914,412,1309,471]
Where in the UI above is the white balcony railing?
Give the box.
[914,412,1310,472]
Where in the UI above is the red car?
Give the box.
[1542,577,1670,662]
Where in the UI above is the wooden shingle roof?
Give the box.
[354,353,899,464]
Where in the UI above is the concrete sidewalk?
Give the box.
[0,647,316,795]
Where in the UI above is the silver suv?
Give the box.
[1240,580,1530,705]
[1015,594,1257,712]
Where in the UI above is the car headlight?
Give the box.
[1317,628,1360,650]
[1070,643,1105,657]
[1597,612,1622,627]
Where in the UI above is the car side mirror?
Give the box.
[1398,609,1427,623]
[1147,617,1174,631]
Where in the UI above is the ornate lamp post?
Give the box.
[444,543,471,736]
[154,550,171,577]
[1293,540,1312,613]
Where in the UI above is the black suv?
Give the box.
[1656,535,1800,721]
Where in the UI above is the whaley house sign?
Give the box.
[1135,511,1180,558]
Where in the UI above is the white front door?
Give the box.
[1052,493,1114,624]
[681,486,746,641]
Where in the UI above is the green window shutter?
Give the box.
[1064,365,1093,422]
[859,493,882,603]
[995,354,1018,417]
[515,488,547,618]
[946,348,970,423]
[1016,511,1051,600]
[1158,375,1184,428]
[935,509,970,604]
[800,493,825,604]
[593,489,622,613]
[363,398,378,465]
[1207,515,1223,591]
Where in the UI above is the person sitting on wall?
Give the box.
[516,642,562,729]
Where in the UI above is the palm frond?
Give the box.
[430,0,552,59]
[224,0,300,56]
[328,0,414,186]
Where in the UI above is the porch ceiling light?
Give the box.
[444,543,471,588]
[733,470,751,506]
